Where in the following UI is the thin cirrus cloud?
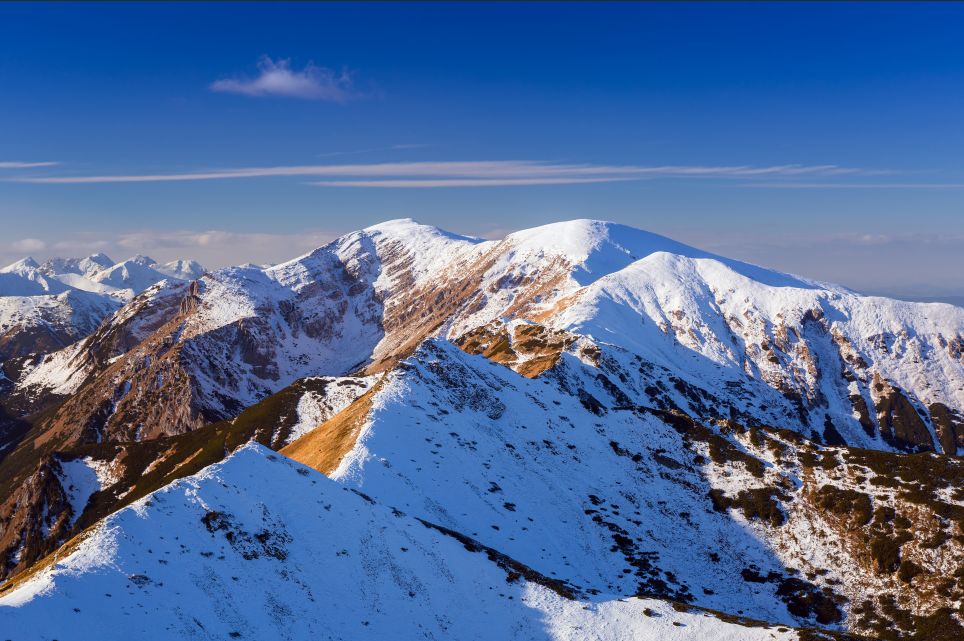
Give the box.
[10,161,879,188]
[311,177,641,188]
[210,56,358,103]
[746,182,964,189]
[0,161,59,169]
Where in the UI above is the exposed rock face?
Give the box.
[10,220,963,460]
[0,253,205,379]
[870,372,935,452]
[929,402,964,455]
[0,457,74,578]
[0,291,121,375]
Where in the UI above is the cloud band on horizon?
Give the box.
[9,161,878,187]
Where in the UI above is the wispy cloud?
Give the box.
[746,182,964,189]
[111,229,341,257]
[310,177,640,188]
[210,56,358,102]
[316,144,435,159]
[11,161,877,187]
[0,161,59,169]
[11,238,47,252]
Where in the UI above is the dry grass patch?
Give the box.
[281,381,384,475]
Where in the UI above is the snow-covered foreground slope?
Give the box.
[0,444,799,641]
[0,371,377,583]
[283,339,964,639]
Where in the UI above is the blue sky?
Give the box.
[1,2,962,301]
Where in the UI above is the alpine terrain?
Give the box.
[0,219,961,641]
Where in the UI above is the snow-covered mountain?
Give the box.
[1,253,203,300]
[0,253,204,378]
[14,219,960,457]
[0,218,961,640]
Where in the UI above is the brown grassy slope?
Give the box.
[281,380,383,475]
[454,322,576,379]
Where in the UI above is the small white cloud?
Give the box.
[851,234,892,246]
[12,238,47,252]
[210,56,357,102]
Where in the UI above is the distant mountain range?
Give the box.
[0,219,961,641]
[0,253,204,377]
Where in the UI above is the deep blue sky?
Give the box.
[1,2,962,301]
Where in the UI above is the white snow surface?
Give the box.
[53,457,120,526]
[547,249,964,444]
[326,340,829,625]
[4,218,962,637]
[497,219,819,288]
[0,444,796,641]
[282,376,379,446]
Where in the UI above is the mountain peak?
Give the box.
[362,218,482,243]
[83,252,114,266]
[126,254,157,267]
[506,219,692,257]
[500,219,705,286]
[156,258,205,280]
[0,256,40,273]
[363,216,420,232]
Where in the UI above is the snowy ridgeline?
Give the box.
[0,445,796,641]
[16,219,964,454]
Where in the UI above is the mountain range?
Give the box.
[0,252,204,378]
[0,219,961,640]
